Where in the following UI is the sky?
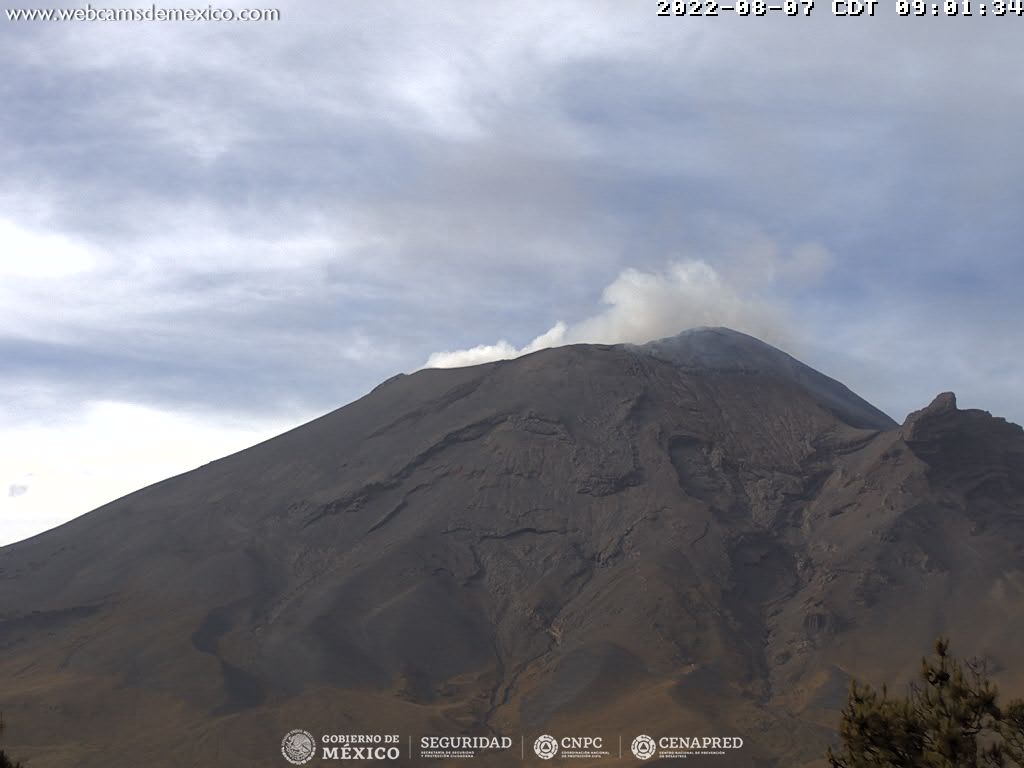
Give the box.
[2,1,1022,545]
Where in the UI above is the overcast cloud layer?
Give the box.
[2,1,1023,543]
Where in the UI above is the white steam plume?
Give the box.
[424,256,801,369]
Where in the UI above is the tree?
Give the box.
[0,714,24,768]
[828,639,1024,767]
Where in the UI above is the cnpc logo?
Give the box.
[533,734,605,759]
[533,735,559,760]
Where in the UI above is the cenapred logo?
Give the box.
[534,734,559,760]
[631,734,657,760]
[281,729,316,765]
[631,734,744,760]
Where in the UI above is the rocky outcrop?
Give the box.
[902,391,1024,501]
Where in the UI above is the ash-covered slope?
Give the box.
[1,329,1022,768]
[633,327,896,431]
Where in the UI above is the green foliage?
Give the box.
[0,715,24,768]
[828,639,1024,768]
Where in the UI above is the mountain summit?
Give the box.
[1,328,1021,767]
[634,327,896,430]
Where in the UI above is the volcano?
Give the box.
[1,327,1022,767]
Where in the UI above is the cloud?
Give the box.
[424,253,804,369]
[0,401,291,545]
[721,237,834,290]
[0,218,101,279]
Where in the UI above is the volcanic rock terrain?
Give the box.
[1,327,1022,767]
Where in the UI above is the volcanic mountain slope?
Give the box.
[1,327,1023,767]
